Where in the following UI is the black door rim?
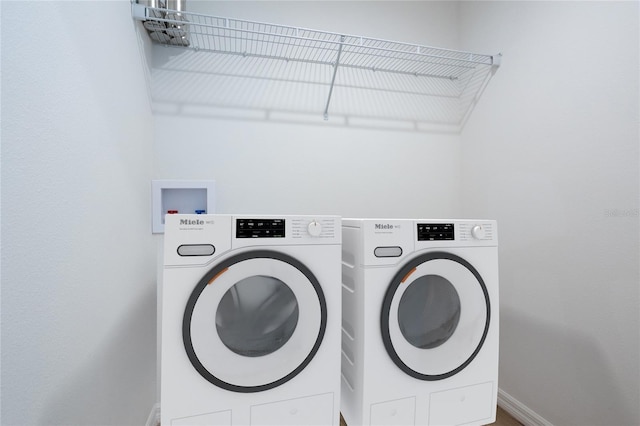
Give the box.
[380,251,490,381]
[183,250,327,393]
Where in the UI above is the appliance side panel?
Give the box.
[341,222,366,425]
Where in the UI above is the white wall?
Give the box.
[188,0,461,47]
[153,1,464,219]
[154,117,461,218]
[1,1,156,425]
[459,2,639,426]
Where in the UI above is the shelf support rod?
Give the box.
[324,35,345,120]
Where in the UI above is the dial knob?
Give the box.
[471,224,486,240]
[308,220,322,237]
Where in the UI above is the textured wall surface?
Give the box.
[1,1,156,424]
[460,2,640,425]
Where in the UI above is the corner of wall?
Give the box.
[146,403,161,426]
[498,389,553,426]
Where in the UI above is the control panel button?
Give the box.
[307,220,322,237]
[177,244,215,256]
[471,225,486,240]
[374,246,403,258]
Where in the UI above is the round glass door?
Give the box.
[183,250,327,392]
[381,252,490,380]
[397,274,461,350]
[216,275,299,357]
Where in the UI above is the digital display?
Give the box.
[236,219,285,238]
[417,223,454,241]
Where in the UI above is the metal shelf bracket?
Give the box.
[324,35,346,121]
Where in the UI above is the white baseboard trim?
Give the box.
[498,389,553,426]
[145,402,160,426]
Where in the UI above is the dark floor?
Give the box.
[490,406,524,426]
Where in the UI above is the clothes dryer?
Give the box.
[161,214,341,426]
[341,219,499,426]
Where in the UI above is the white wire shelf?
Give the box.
[133,3,501,131]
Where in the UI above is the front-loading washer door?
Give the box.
[183,250,327,393]
[381,252,490,381]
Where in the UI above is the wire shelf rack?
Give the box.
[133,3,500,131]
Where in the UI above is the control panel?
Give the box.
[291,217,337,240]
[417,223,455,241]
[236,218,285,238]
[457,222,496,242]
[234,217,338,240]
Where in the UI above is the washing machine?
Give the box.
[161,214,341,426]
[341,218,499,426]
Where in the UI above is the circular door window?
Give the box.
[381,252,490,381]
[216,275,300,357]
[398,274,461,350]
[183,250,327,393]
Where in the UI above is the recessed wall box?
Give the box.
[152,180,215,233]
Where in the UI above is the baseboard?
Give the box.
[146,403,160,426]
[497,389,553,426]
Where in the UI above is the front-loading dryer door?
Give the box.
[183,250,327,392]
[381,252,490,380]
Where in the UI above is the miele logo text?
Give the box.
[180,219,204,225]
[375,224,395,230]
